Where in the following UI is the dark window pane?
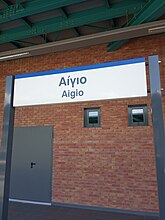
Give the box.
[89,116,98,124]
[133,114,144,123]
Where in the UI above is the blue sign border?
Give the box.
[15,57,145,79]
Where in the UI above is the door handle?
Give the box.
[31,162,36,168]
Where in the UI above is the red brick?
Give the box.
[0,34,165,212]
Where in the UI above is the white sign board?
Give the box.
[132,109,144,114]
[13,58,147,107]
[89,111,99,117]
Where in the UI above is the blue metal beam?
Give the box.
[0,0,87,24]
[108,0,165,51]
[105,0,111,8]
[0,0,146,44]
[60,8,81,37]
[0,0,12,7]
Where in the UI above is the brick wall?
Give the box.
[1,34,165,212]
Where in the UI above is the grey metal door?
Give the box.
[9,126,53,203]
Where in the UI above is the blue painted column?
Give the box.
[149,55,165,220]
[0,76,15,220]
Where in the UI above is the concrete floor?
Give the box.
[8,202,159,220]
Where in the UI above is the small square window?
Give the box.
[128,105,148,126]
[84,108,100,128]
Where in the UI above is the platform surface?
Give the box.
[8,202,159,220]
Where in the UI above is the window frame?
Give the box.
[128,105,148,126]
[84,108,100,128]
